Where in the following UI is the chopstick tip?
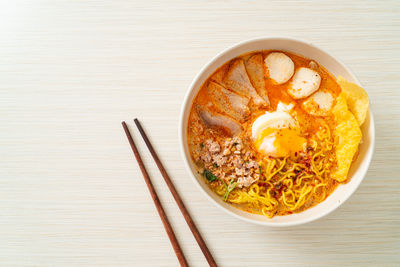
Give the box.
[134,118,141,128]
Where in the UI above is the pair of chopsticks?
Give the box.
[122,119,217,267]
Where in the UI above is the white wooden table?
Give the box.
[1,1,399,266]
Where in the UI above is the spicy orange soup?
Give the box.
[187,50,364,217]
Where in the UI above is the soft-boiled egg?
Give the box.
[288,67,321,99]
[252,103,306,157]
[264,52,294,85]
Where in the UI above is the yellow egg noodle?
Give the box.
[214,123,335,217]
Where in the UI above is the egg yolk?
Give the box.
[255,128,275,148]
[255,128,306,157]
[274,128,306,157]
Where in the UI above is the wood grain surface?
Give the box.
[0,1,399,266]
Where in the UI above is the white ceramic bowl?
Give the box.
[179,37,375,227]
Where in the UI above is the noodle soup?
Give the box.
[186,50,369,218]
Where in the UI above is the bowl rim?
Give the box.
[179,36,375,227]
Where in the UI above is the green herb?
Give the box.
[224,180,237,201]
[204,169,236,201]
[258,166,264,178]
[203,169,218,182]
[200,143,204,148]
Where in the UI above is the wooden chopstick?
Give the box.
[134,118,218,267]
[121,121,189,267]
